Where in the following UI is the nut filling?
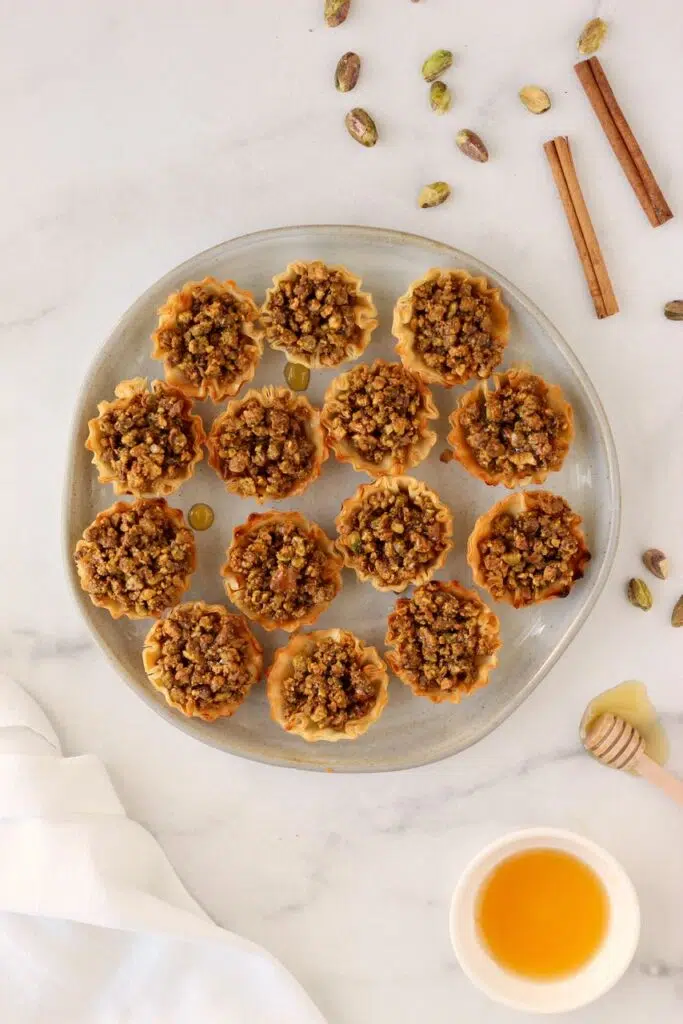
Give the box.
[281,635,380,730]
[154,282,260,395]
[225,517,340,627]
[74,500,195,618]
[456,372,570,482]
[409,276,505,382]
[209,390,319,500]
[477,493,588,604]
[90,381,202,495]
[144,604,262,719]
[322,362,433,468]
[386,582,501,700]
[262,262,368,365]
[337,481,450,590]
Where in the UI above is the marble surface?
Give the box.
[2,0,683,1020]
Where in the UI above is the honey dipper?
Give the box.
[583,713,683,806]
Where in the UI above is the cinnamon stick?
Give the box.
[574,57,673,228]
[543,136,618,319]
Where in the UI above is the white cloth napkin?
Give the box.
[0,673,327,1024]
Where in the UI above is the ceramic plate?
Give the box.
[64,225,620,772]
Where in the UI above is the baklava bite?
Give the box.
[467,490,591,608]
[386,581,501,703]
[393,268,509,387]
[321,360,437,477]
[74,499,196,619]
[86,377,205,497]
[335,476,452,592]
[143,602,263,722]
[267,629,389,742]
[221,511,343,632]
[448,368,574,487]
[151,277,263,401]
[207,386,327,501]
[260,260,377,368]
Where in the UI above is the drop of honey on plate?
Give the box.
[580,681,669,766]
[477,848,609,980]
[284,361,310,392]
[188,502,214,531]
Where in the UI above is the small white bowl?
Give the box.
[449,828,640,1014]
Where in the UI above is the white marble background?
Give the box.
[2,0,683,1020]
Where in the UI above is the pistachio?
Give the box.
[439,449,455,464]
[345,108,378,147]
[627,578,653,611]
[672,596,683,628]
[664,300,683,321]
[335,51,361,93]
[642,548,668,581]
[519,85,551,114]
[578,17,608,55]
[456,128,489,163]
[422,49,453,82]
[324,0,351,27]
[430,81,451,114]
[418,181,451,208]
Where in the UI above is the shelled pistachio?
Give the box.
[519,85,551,114]
[418,181,451,208]
[335,52,361,92]
[422,49,453,82]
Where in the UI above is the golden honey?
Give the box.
[580,681,669,766]
[477,848,609,980]
[284,361,311,392]
[188,502,214,531]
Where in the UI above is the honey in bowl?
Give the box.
[476,848,609,980]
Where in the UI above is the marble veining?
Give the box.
[2,0,683,1020]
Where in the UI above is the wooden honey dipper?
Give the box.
[584,713,683,806]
